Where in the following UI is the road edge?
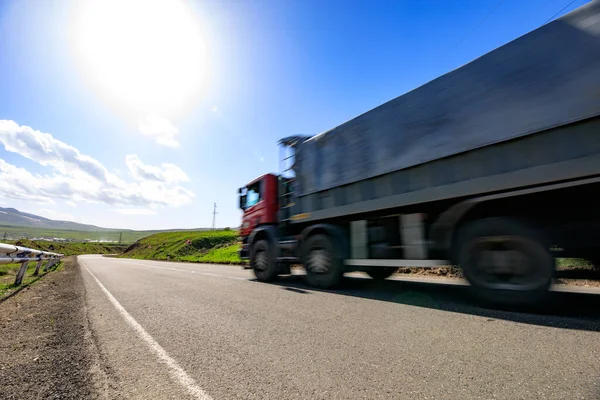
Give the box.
[0,256,106,399]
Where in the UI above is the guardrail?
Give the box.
[0,243,64,286]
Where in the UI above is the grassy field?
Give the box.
[0,240,129,299]
[0,225,219,244]
[119,230,243,264]
[0,225,156,243]
[11,239,128,256]
[0,259,63,299]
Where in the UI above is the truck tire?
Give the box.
[303,234,344,289]
[252,240,278,282]
[366,267,397,280]
[455,218,554,306]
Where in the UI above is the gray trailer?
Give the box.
[239,1,600,305]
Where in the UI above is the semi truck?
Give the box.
[237,1,600,306]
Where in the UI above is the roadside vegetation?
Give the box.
[0,225,156,243]
[119,230,244,264]
[0,224,218,244]
[117,231,600,286]
[0,240,126,299]
[11,239,128,256]
[0,259,63,299]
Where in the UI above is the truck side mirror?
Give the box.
[239,195,247,210]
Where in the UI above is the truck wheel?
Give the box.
[366,267,397,280]
[455,218,554,306]
[252,240,278,282]
[304,234,344,289]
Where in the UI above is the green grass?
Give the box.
[0,225,158,243]
[180,244,241,264]
[0,225,220,244]
[10,239,128,256]
[556,258,593,269]
[0,239,127,299]
[119,230,244,264]
[0,260,62,299]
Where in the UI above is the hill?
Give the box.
[0,207,216,243]
[0,207,115,231]
[119,230,243,264]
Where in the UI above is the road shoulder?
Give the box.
[0,256,106,399]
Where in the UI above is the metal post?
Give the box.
[44,259,55,272]
[33,260,44,276]
[14,261,29,286]
[212,203,218,230]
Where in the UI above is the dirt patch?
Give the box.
[0,256,103,399]
[554,263,600,287]
[394,264,600,287]
[396,266,463,278]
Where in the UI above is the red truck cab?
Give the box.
[238,173,279,259]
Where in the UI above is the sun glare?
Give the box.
[72,0,207,117]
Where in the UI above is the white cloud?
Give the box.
[0,120,194,208]
[112,208,157,215]
[112,167,124,176]
[0,120,110,181]
[0,160,62,204]
[65,201,77,208]
[37,208,75,221]
[125,154,189,183]
[138,114,179,148]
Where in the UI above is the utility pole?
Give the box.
[118,232,122,245]
[2,231,6,241]
[212,203,218,230]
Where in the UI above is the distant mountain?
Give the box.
[0,207,121,232]
[0,207,217,236]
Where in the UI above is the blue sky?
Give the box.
[0,0,588,230]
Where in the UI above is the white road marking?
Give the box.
[83,263,213,400]
[126,261,249,281]
[199,271,248,280]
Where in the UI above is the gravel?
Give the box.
[0,257,103,399]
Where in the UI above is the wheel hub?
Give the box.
[466,235,545,290]
[478,249,530,275]
[307,249,330,274]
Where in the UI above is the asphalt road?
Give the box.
[79,255,600,399]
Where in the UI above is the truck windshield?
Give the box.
[245,181,261,208]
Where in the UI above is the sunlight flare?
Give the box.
[72,0,207,117]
